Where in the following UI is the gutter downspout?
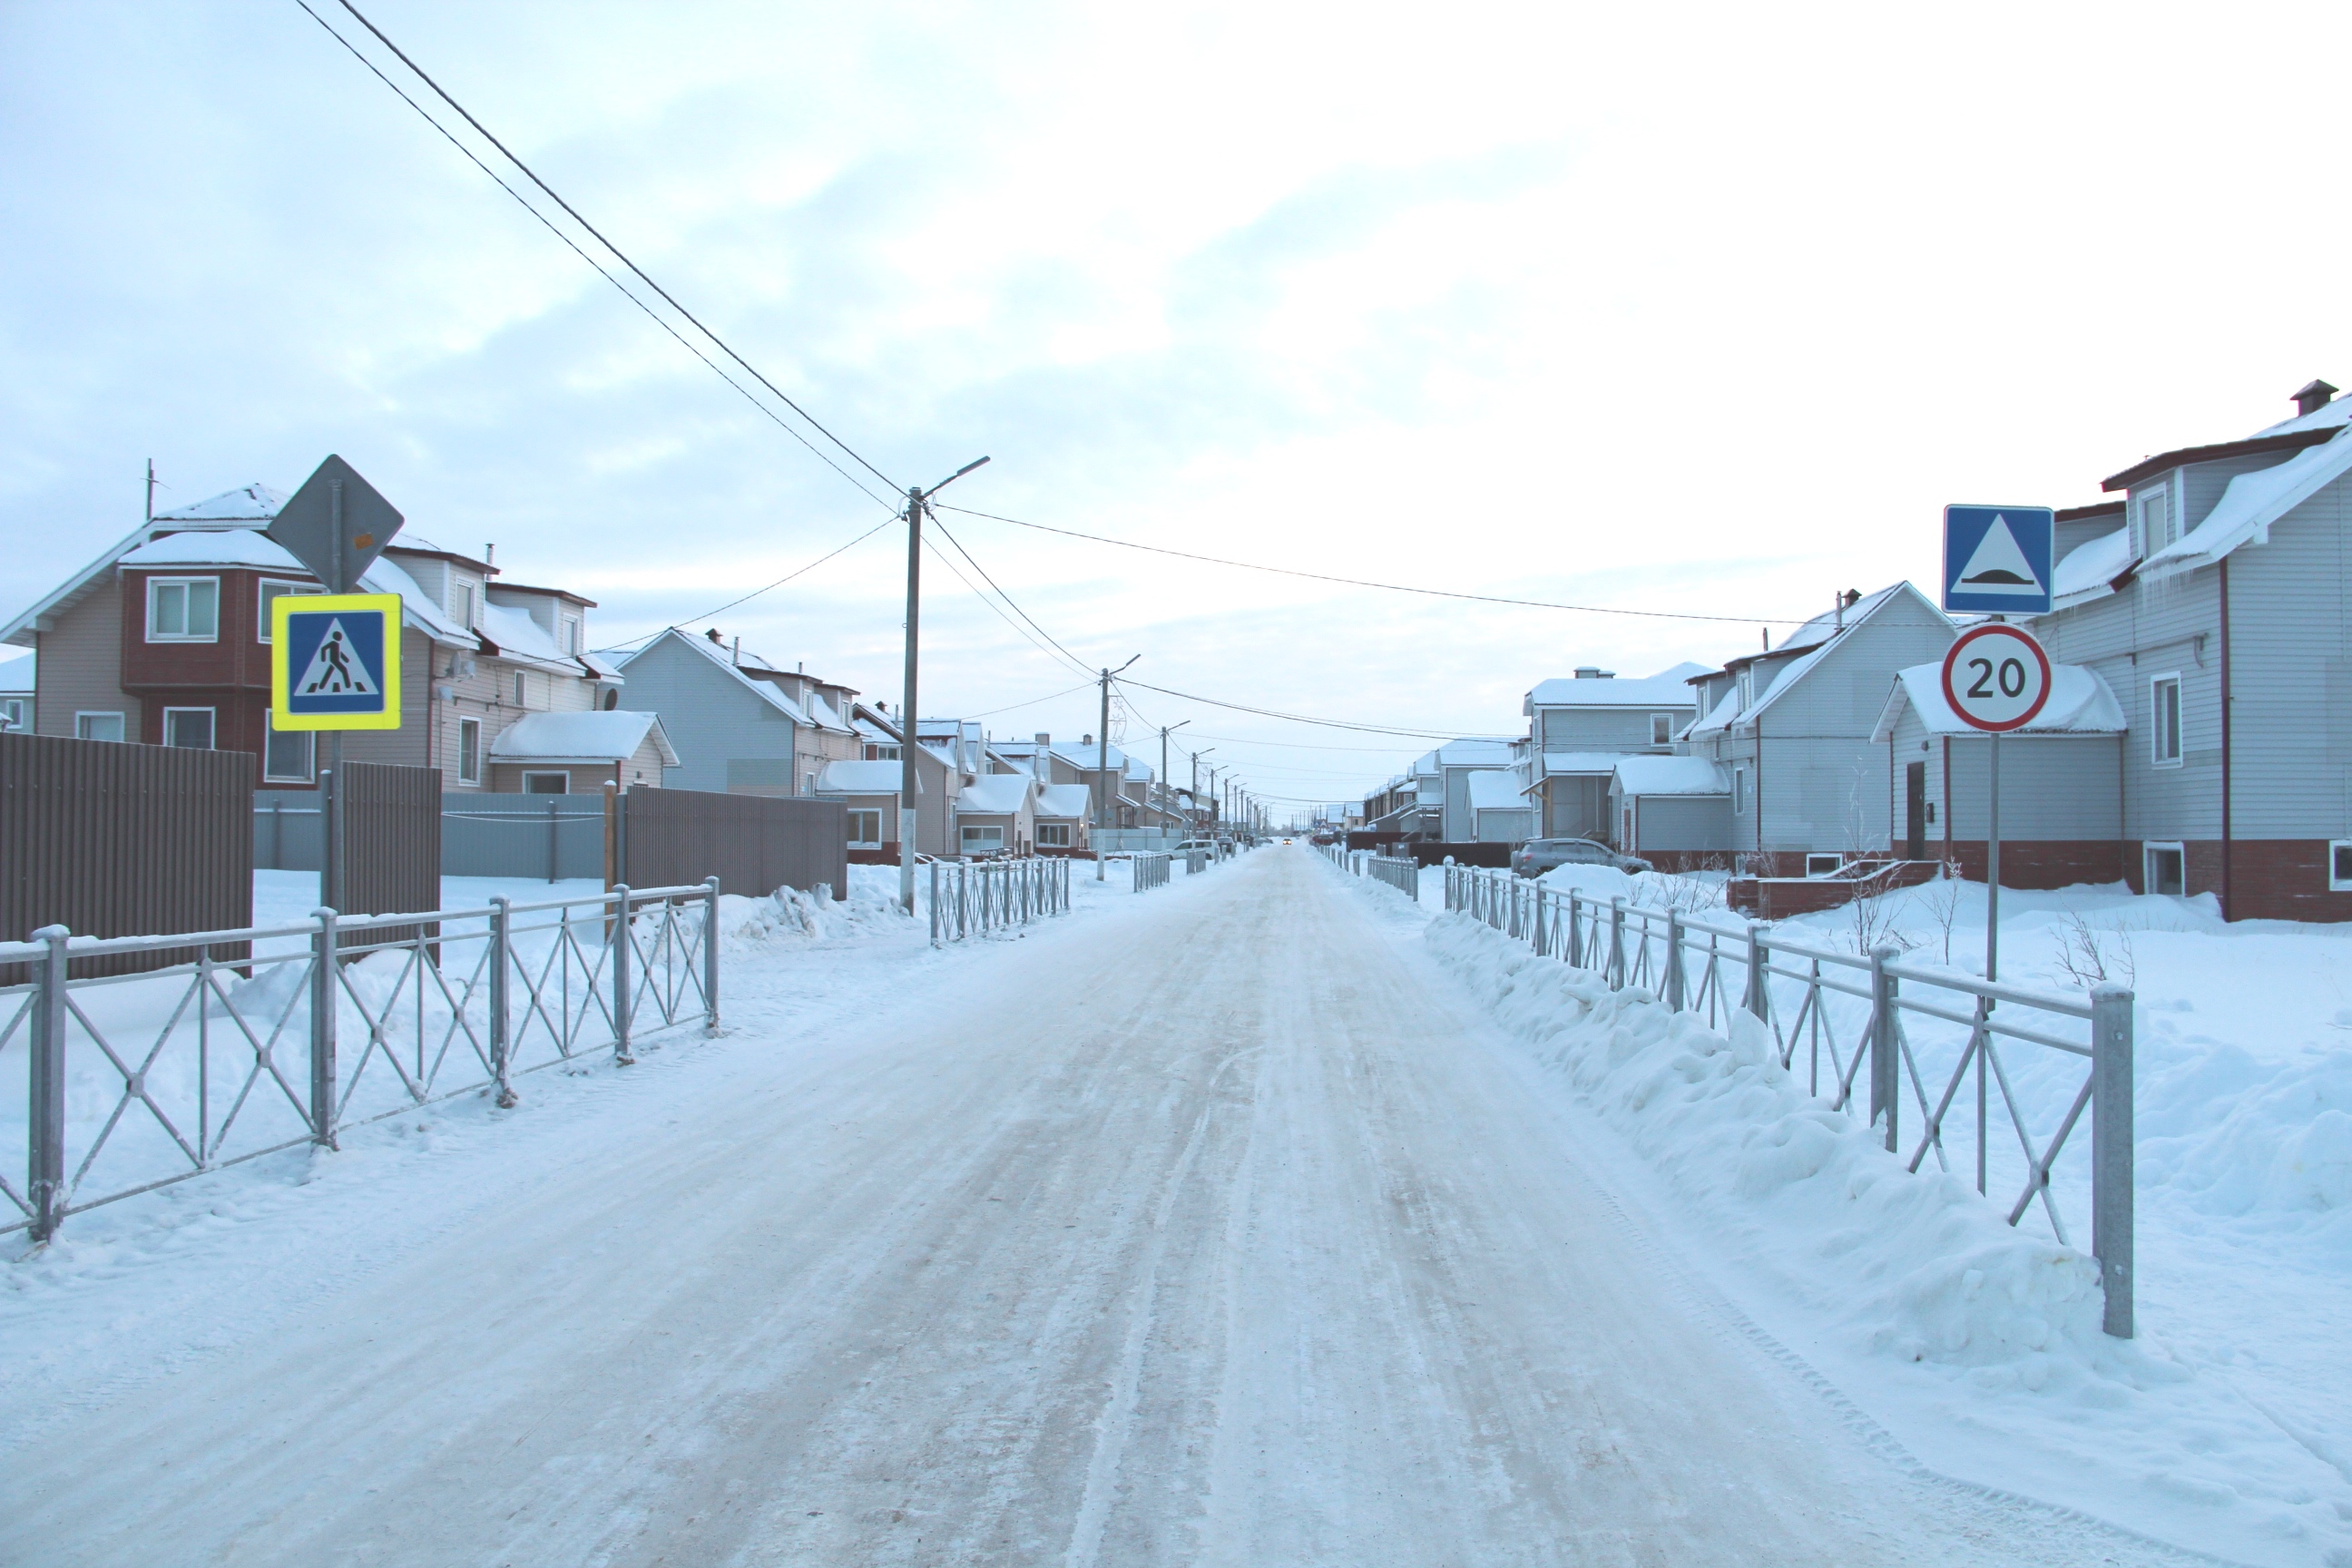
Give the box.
[2219,557,2233,920]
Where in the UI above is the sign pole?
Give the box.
[1986,722,2000,982]
[323,477,346,918]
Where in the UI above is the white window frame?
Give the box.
[0,698,23,731]
[75,710,125,743]
[1036,822,1072,848]
[960,824,1004,852]
[562,617,582,654]
[521,770,570,794]
[2134,484,2171,557]
[456,717,483,785]
[145,576,220,642]
[2144,841,2187,897]
[1650,713,1674,746]
[510,671,527,707]
[1732,766,1749,815]
[262,714,315,782]
[256,578,315,642]
[847,808,882,847]
[2150,672,2183,768]
[162,706,216,750]
[1806,852,1844,877]
[2330,840,2352,893]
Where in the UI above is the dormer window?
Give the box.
[2132,485,2172,558]
[1650,713,1673,746]
[455,583,475,627]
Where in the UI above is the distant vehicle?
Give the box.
[1513,838,1651,877]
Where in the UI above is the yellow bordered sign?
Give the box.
[270,593,402,731]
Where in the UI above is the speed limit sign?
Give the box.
[1941,622,2052,731]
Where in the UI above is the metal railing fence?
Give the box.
[1316,843,1422,899]
[928,857,1071,943]
[0,879,721,1243]
[1442,865,2135,1338]
[1133,853,1171,892]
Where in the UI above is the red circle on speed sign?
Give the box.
[1940,622,2053,731]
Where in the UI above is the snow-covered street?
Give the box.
[0,846,2203,1565]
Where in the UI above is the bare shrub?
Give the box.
[1912,858,1965,965]
[2053,910,2138,989]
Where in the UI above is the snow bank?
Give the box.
[1426,910,2352,1565]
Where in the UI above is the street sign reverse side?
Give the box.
[1943,505,2054,614]
[271,593,403,730]
[268,455,404,593]
[1940,622,2052,732]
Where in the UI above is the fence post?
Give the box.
[703,876,722,1037]
[1608,897,1625,988]
[309,907,338,1148]
[27,926,69,1242]
[488,896,516,1108]
[2092,983,2134,1338]
[929,860,941,943]
[547,797,561,884]
[1664,911,1684,1012]
[1869,944,1899,1152]
[1743,923,1769,1022]
[612,884,634,1065]
[1567,892,1583,968]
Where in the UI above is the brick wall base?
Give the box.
[1935,840,2125,891]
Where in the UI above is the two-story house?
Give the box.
[0,482,652,791]
[2019,377,2352,920]
[1521,664,1709,843]
[615,628,860,799]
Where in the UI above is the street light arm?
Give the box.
[923,455,991,496]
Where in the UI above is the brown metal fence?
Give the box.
[336,761,442,950]
[610,786,848,899]
[1,730,254,980]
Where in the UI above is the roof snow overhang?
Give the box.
[2100,427,2338,493]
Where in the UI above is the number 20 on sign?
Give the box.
[1940,622,2052,732]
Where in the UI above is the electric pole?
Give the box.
[898,456,990,913]
[1093,655,1139,879]
[1159,721,1189,838]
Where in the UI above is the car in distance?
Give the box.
[1512,838,1651,877]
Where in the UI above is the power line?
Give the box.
[680,515,900,625]
[940,504,1812,626]
[926,514,1095,676]
[1114,676,1514,741]
[920,534,1095,679]
[962,678,1098,720]
[318,0,902,503]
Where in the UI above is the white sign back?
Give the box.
[1940,623,2052,732]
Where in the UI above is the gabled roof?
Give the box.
[1466,770,1531,812]
[1872,663,2124,741]
[487,710,679,766]
[0,651,32,695]
[1613,756,1730,796]
[2101,428,2338,494]
[2143,426,2352,577]
[956,774,1034,816]
[1525,663,1710,710]
[1740,583,1945,727]
[1436,739,1514,767]
[153,483,284,523]
[620,627,816,727]
[818,759,913,795]
[1035,783,1093,819]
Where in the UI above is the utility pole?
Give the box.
[1158,721,1189,838]
[898,456,991,913]
[1094,655,1139,879]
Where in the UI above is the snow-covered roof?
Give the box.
[1035,783,1093,819]
[477,599,573,670]
[622,628,815,726]
[2253,391,2352,438]
[120,530,311,570]
[817,759,910,795]
[1871,663,2125,741]
[487,710,679,765]
[956,774,1034,816]
[1466,770,1528,811]
[1436,739,1515,768]
[1612,756,1730,797]
[0,652,31,694]
[2048,526,2134,610]
[2143,426,2352,578]
[1746,584,1943,726]
[1525,663,1710,710]
[1683,682,1745,740]
[152,483,285,524]
[1539,750,1632,776]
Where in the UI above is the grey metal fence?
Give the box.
[259,792,612,883]
[618,788,848,900]
[1316,842,1421,898]
[928,858,1071,944]
[1132,852,1171,892]
[0,879,720,1242]
[1442,866,2135,1338]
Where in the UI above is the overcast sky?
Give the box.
[5,2,2347,814]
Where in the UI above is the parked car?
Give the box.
[1513,838,1651,877]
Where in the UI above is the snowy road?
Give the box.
[5,848,2178,1565]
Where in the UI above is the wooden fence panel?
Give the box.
[615,787,848,899]
[1,731,253,979]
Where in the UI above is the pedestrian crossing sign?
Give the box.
[271,593,402,730]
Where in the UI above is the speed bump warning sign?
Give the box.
[271,593,402,730]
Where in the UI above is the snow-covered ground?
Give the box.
[1375,858,2352,1564]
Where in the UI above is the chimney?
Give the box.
[731,636,740,666]
[706,627,722,644]
[2294,378,2338,417]
[485,543,495,569]
[1573,666,1614,680]
[1083,733,1093,746]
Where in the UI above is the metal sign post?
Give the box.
[1939,621,2053,979]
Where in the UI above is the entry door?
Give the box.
[1904,761,1927,860]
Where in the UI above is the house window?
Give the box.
[457,717,482,785]
[2151,674,2182,767]
[76,711,125,743]
[455,583,475,627]
[1732,766,1749,815]
[1806,853,1844,877]
[1037,822,1072,848]
[257,579,315,641]
[2330,841,2352,893]
[0,698,23,731]
[2144,842,2185,897]
[961,825,1004,853]
[563,617,581,654]
[2134,485,2171,556]
[263,716,314,781]
[522,770,569,794]
[512,671,528,707]
[146,577,220,642]
[848,809,882,847]
[163,707,215,749]
[805,771,818,796]
[867,744,901,761]
[1651,713,1674,746]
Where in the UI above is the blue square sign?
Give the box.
[1943,505,2054,615]
[271,593,402,730]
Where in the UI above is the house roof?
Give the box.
[1436,739,1515,768]
[621,627,818,727]
[956,774,1034,816]
[1871,663,2125,741]
[1612,756,1730,797]
[817,759,911,795]
[2047,526,2135,610]
[490,583,596,608]
[2142,426,2352,578]
[1735,583,1945,730]
[113,525,481,647]
[487,710,679,766]
[1539,750,1635,775]
[153,483,285,523]
[1525,663,1710,710]
[1466,770,1529,812]
[0,652,31,695]
[2100,427,2338,494]
[1035,783,1093,819]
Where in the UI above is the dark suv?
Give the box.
[1512,838,1652,877]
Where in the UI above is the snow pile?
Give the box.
[1425,909,2352,1564]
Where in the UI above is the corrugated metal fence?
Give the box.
[1,731,253,979]
[616,788,848,898]
[259,790,606,882]
[339,762,441,948]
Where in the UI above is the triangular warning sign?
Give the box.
[1955,514,2044,596]
[295,618,379,696]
